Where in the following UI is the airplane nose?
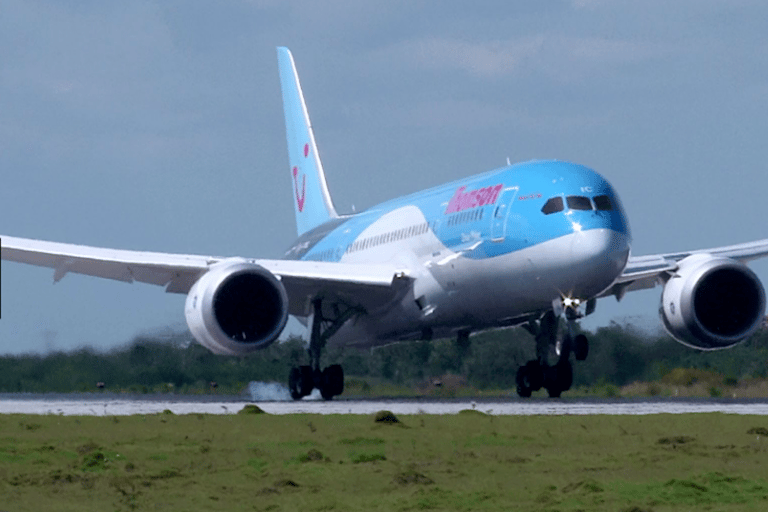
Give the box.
[568,229,630,296]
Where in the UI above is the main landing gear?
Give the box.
[516,307,590,398]
[288,298,359,401]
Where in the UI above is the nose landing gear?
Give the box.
[516,301,591,398]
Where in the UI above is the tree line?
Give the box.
[1,323,767,394]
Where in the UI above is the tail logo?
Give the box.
[292,143,310,212]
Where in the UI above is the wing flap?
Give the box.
[257,259,411,316]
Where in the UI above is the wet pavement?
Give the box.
[3,393,768,416]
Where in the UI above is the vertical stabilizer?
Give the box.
[277,47,339,237]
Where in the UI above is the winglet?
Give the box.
[277,47,339,237]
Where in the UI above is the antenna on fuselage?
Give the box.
[506,157,511,166]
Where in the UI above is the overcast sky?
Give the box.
[2,0,768,354]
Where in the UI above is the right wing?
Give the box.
[602,238,768,299]
[1,235,411,317]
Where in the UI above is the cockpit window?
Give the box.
[541,196,564,215]
[566,195,593,211]
[593,194,613,211]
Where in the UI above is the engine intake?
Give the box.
[185,259,289,355]
[660,254,765,350]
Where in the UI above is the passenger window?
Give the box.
[566,195,592,211]
[541,197,564,215]
[593,194,613,211]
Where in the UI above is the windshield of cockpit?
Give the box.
[541,194,614,215]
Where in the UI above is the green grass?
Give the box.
[3,411,768,510]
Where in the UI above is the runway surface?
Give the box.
[4,394,768,416]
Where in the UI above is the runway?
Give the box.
[4,394,768,416]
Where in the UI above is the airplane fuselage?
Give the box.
[5,46,765,401]
[285,159,631,346]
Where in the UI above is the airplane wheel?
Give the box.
[545,361,573,398]
[557,360,573,392]
[517,360,545,398]
[288,367,303,400]
[544,365,561,398]
[574,334,589,361]
[516,361,539,397]
[525,360,544,391]
[299,365,314,396]
[320,364,344,400]
[289,365,313,400]
[516,365,533,398]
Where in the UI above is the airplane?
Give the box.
[3,47,768,400]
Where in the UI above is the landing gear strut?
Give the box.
[516,308,589,398]
[288,298,359,401]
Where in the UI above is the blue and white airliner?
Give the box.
[4,48,768,399]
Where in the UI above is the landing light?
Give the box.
[562,297,581,309]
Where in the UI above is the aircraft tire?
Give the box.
[516,365,534,398]
[288,367,304,400]
[320,364,344,400]
[557,360,573,392]
[289,365,314,400]
[544,365,561,398]
[547,387,562,398]
[299,365,314,396]
[545,361,573,398]
[574,334,589,361]
[525,360,544,391]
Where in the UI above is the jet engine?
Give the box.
[184,259,289,355]
[660,254,765,350]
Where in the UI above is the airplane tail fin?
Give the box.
[277,47,339,237]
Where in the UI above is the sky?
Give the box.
[2,0,768,354]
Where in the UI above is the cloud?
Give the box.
[385,34,670,82]
[404,37,545,78]
[569,0,609,9]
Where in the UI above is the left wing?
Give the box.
[602,238,768,299]
[0,235,411,316]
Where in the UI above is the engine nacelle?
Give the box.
[660,254,766,350]
[184,259,289,355]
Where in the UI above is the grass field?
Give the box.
[2,408,768,511]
